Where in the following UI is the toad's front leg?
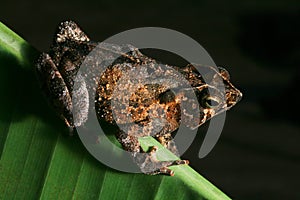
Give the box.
[137,146,189,176]
[117,131,189,176]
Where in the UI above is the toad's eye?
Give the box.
[202,95,221,109]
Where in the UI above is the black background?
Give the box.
[1,0,300,199]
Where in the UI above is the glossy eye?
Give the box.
[202,95,221,109]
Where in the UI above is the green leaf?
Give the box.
[0,21,231,200]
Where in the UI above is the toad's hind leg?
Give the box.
[36,53,74,130]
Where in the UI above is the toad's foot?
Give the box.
[138,146,189,176]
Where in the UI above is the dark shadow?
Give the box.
[0,43,70,156]
[0,44,63,127]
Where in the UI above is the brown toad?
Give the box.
[36,21,242,176]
